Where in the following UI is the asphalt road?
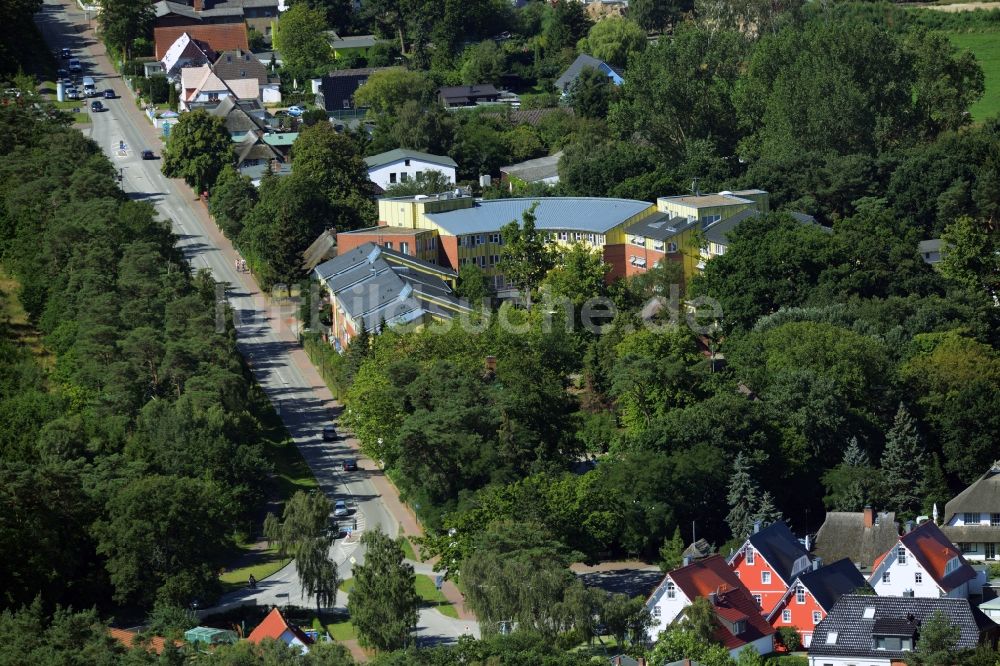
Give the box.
[35,0,478,643]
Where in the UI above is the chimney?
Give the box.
[683,555,691,566]
[193,0,203,11]
[753,520,762,534]
[812,558,820,571]
[484,355,497,374]
[863,505,874,529]
[708,591,718,606]
[805,533,812,551]
[905,520,914,533]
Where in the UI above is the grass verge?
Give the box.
[945,30,1000,121]
[0,267,52,364]
[415,574,459,619]
[400,535,418,561]
[327,618,357,641]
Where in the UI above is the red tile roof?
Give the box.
[108,628,182,655]
[668,555,775,651]
[899,521,976,592]
[155,24,248,60]
[247,607,314,646]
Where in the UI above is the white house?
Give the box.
[179,65,258,111]
[364,148,457,191]
[808,595,995,666]
[645,555,775,658]
[247,607,315,654]
[159,32,214,81]
[941,463,1000,561]
[869,520,980,599]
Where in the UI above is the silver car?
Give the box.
[334,500,348,517]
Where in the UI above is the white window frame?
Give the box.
[796,586,806,604]
[746,548,755,565]
[812,611,822,625]
[897,546,906,565]
[666,582,675,599]
[882,571,890,583]
[915,571,922,584]
[761,571,771,584]
[782,609,791,622]
[753,594,762,607]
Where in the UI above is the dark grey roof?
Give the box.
[945,464,1000,519]
[918,238,943,254]
[682,538,714,561]
[797,558,868,611]
[155,0,245,20]
[810,594,995,659]
[872,617,918,636]
[234,132,282,164]
[438,84,500,105]
[702,209,830,245]
[213,48,268,84]
[312,243,467,332]
[554,53,624,92]
[328,32,378,49]
[626,212,697,242]
[364,148,457,169]
[210,95,267,133]
[814,511,900,572]
[746,521,811,585]
[302,229,337,271]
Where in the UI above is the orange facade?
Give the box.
[731,549,790,615]
[768,585,824,647]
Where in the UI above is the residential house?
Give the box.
[869,520,979,599]
[814,507,900,573]
[729,521,813,615]
[179,64,259,111]
[336,225,442,265]
[154,24,249,70]
[154,0,281,39]
[918,238,944,265]
[158,31,217,80]
[247,607,314,654]
[500,152,563,190]
[941,463,1000,561]
[644,554,776,657]
[312,242,470,351]
[364,148,457,191]
[807,594,997,666]
[438,84,501,108]
[208,95,268,139]
[766,558,868,648]
[263,131,297,160]
[554,53,624,95]
[315,67,392,113]
[327,32,380,60]
[234,130,286,185]
[212,48,280,103]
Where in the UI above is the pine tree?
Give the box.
[881,403,926,517]
[659,526,685,572]
[755,491,783,526]
[727,452,761,542]
[843,436,869,467]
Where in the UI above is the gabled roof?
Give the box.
[159,32,216,69]
[154,0,247,21]
[313,242,469,332]
[554,53,624,92]
[945,463,1000,518]
[155,24,248,61]
[209,95,267,133]
[814,510,899,571]
[659,555,775,651]
[891,521,976,593]
[247,607,314,646]
[364,148,457,170]
[736,521,811,586]
[235,131,282,164]
[810,594,995,659]
[213,48,269,85]
[768,559,867,621]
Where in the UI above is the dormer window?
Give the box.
[875,636,914,651]
[733,620,746,635]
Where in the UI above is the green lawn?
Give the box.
[338,575,458,618]
[415,574,459,619]
[945,30,1000,121]
[399,536,418,561]
[327,618,357,641]
[219,542,290,591]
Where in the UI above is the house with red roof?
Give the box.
[729,521,813,615]
[868,520,982,599]
[766,558,868,648]
[155,24,249,63]
[247,607,315,654]
[645,554,775,657]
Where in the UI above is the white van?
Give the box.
[82,76,97,97]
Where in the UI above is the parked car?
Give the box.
[334,500,348,517]
[103,89,115,99]
[68,58,82,73]
[65,88,81,100]
[322,425,337,441]
[342,459,358,472]
[90,100,103,112]
[287,105,305,117]
[57,68,68,79]
[141,149,155,160]
[60,48,71,59]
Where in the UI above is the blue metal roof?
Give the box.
[424,197,652,235]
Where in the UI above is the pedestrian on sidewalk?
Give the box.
[248,574,257,590]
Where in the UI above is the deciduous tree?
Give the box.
[498,203,555,310]
[347,528,420,651]
[161,110,232,193]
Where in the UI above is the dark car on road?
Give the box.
[103,89,115,99]
[140,149,155,160]
[342,459,358,472]
[60,48,71,59]
[322,425,337,441]
[90,100,104,112]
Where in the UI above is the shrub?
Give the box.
[775,627,802,652]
